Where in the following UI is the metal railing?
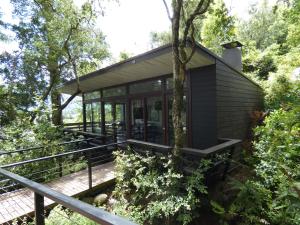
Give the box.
[0,138,97,156]
[0,137,241,224]
[0,142,125,191]
[127,138,242,178]
[0,167,136,225]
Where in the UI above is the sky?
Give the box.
[0,0,273,84]
[0,0,261,56]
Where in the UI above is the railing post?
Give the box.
[58,159,63,177]
[88,151,92,189]
[34,192,45,225]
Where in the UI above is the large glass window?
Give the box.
[85,102,101,133]
[129,79,162,94]
[115,103,126,141]
[146,97,163,144]
[103,86,126,98]
[131,99,144,140]
[104,103,113,136]
[84,91,101,100]
[86,103,92,132]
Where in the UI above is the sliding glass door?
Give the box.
[131,99,145,140]
[130,97,163,144]
[85,102,101,133]
[146,97,163,144]
[115,103,126,141]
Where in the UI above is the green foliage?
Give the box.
[265,75,299,110]
[0,0,109,121]
[45,205,98,225]
[237,1,288,51]
[119,51,132,61]
[201,0,236,55]
[0,112,84,184]
[211,105,300,225]
[242,45,278,81]
[0,85,17,125]
[149,31,172,48]
[112,150,211,225]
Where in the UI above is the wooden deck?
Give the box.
[0,162,115,224]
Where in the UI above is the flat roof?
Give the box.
[58,43,216,94]
[58,42,260,95]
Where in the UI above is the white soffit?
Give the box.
[59,46,215,95]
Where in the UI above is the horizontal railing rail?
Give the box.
[63,129,105,137]
[0,138,98,156]
[0,167,136,225]
[1,142,125,169]
[127,138,241,157]
[181,138,241,158]
[0,137,241,224]
[126,138,242,178]
[127,139,173,153]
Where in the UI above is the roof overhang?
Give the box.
[58,44,215,95]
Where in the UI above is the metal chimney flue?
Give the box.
[221,41,243,72]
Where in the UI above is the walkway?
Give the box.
[0,162,115,224]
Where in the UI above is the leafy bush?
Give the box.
[112,150,211,225]
[265,75,299,110]
[0,116,80,184]
[44,205,98,225]
[211,106,300,225]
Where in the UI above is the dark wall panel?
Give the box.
[216,60,264,140]
[190,65,218,149]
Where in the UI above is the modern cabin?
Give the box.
[59,41,263,149]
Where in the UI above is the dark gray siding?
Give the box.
[216,60,263,140]
[190,65,218,149]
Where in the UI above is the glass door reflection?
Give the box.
[131,99,144,140]
[104,102,113,137]
[115,103,126,141]
[146,97,163,144]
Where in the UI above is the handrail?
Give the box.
[127,138,241,157]
[0,138,97,156]
[127,139,173,153]
[0,168,136,225]
[1,141,126,169]
[63,129,106,138]
[181,139,241,158]
[0,138,241,224]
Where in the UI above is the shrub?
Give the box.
[265,75,299,110]
[45,205,98,225]
[0,116,79,184]
[211,106,300,225]
[112,150,211,225]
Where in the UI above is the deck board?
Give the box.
[0,162,115,224]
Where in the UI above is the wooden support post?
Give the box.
[34,192,45,225]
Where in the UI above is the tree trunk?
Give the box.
[172,60,186,157]
[171,0,184,159]
[51,89,62,126]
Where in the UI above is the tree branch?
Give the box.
[60,89,81,110]
[182,23,197,65]
[182,0,211,45]
[162,0,172,21]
